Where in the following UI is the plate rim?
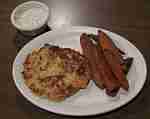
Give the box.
[12,26,147,116]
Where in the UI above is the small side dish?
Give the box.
[11,1,49,36]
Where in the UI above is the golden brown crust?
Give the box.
[23,46,91,101]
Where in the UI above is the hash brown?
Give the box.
[22,46,91,101]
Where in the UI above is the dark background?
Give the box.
[1,0,150,119]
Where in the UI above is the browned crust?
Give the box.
[23,46,91,101]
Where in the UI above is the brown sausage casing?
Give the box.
[80,33,120,96]
[97,31,129,90]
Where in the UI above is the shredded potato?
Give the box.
[23,46,91,101]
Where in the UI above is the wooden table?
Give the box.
[2,0,150,119]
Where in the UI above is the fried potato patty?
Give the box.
[22,46,91,101]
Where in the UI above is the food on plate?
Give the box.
[80,33,120,96]
[97,31,129,90]
[97,30,124,65]
[22,29,133,100]
[22,45,91,101]
[80,30,133,96]
[80,34,104,89]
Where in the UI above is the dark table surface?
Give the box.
[2,0,150,119]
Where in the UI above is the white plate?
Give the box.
[13,26,147,116]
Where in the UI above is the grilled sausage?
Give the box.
[80,33,120,96]
[97,31,129,90]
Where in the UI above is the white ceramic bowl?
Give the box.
[11,1,49,36]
